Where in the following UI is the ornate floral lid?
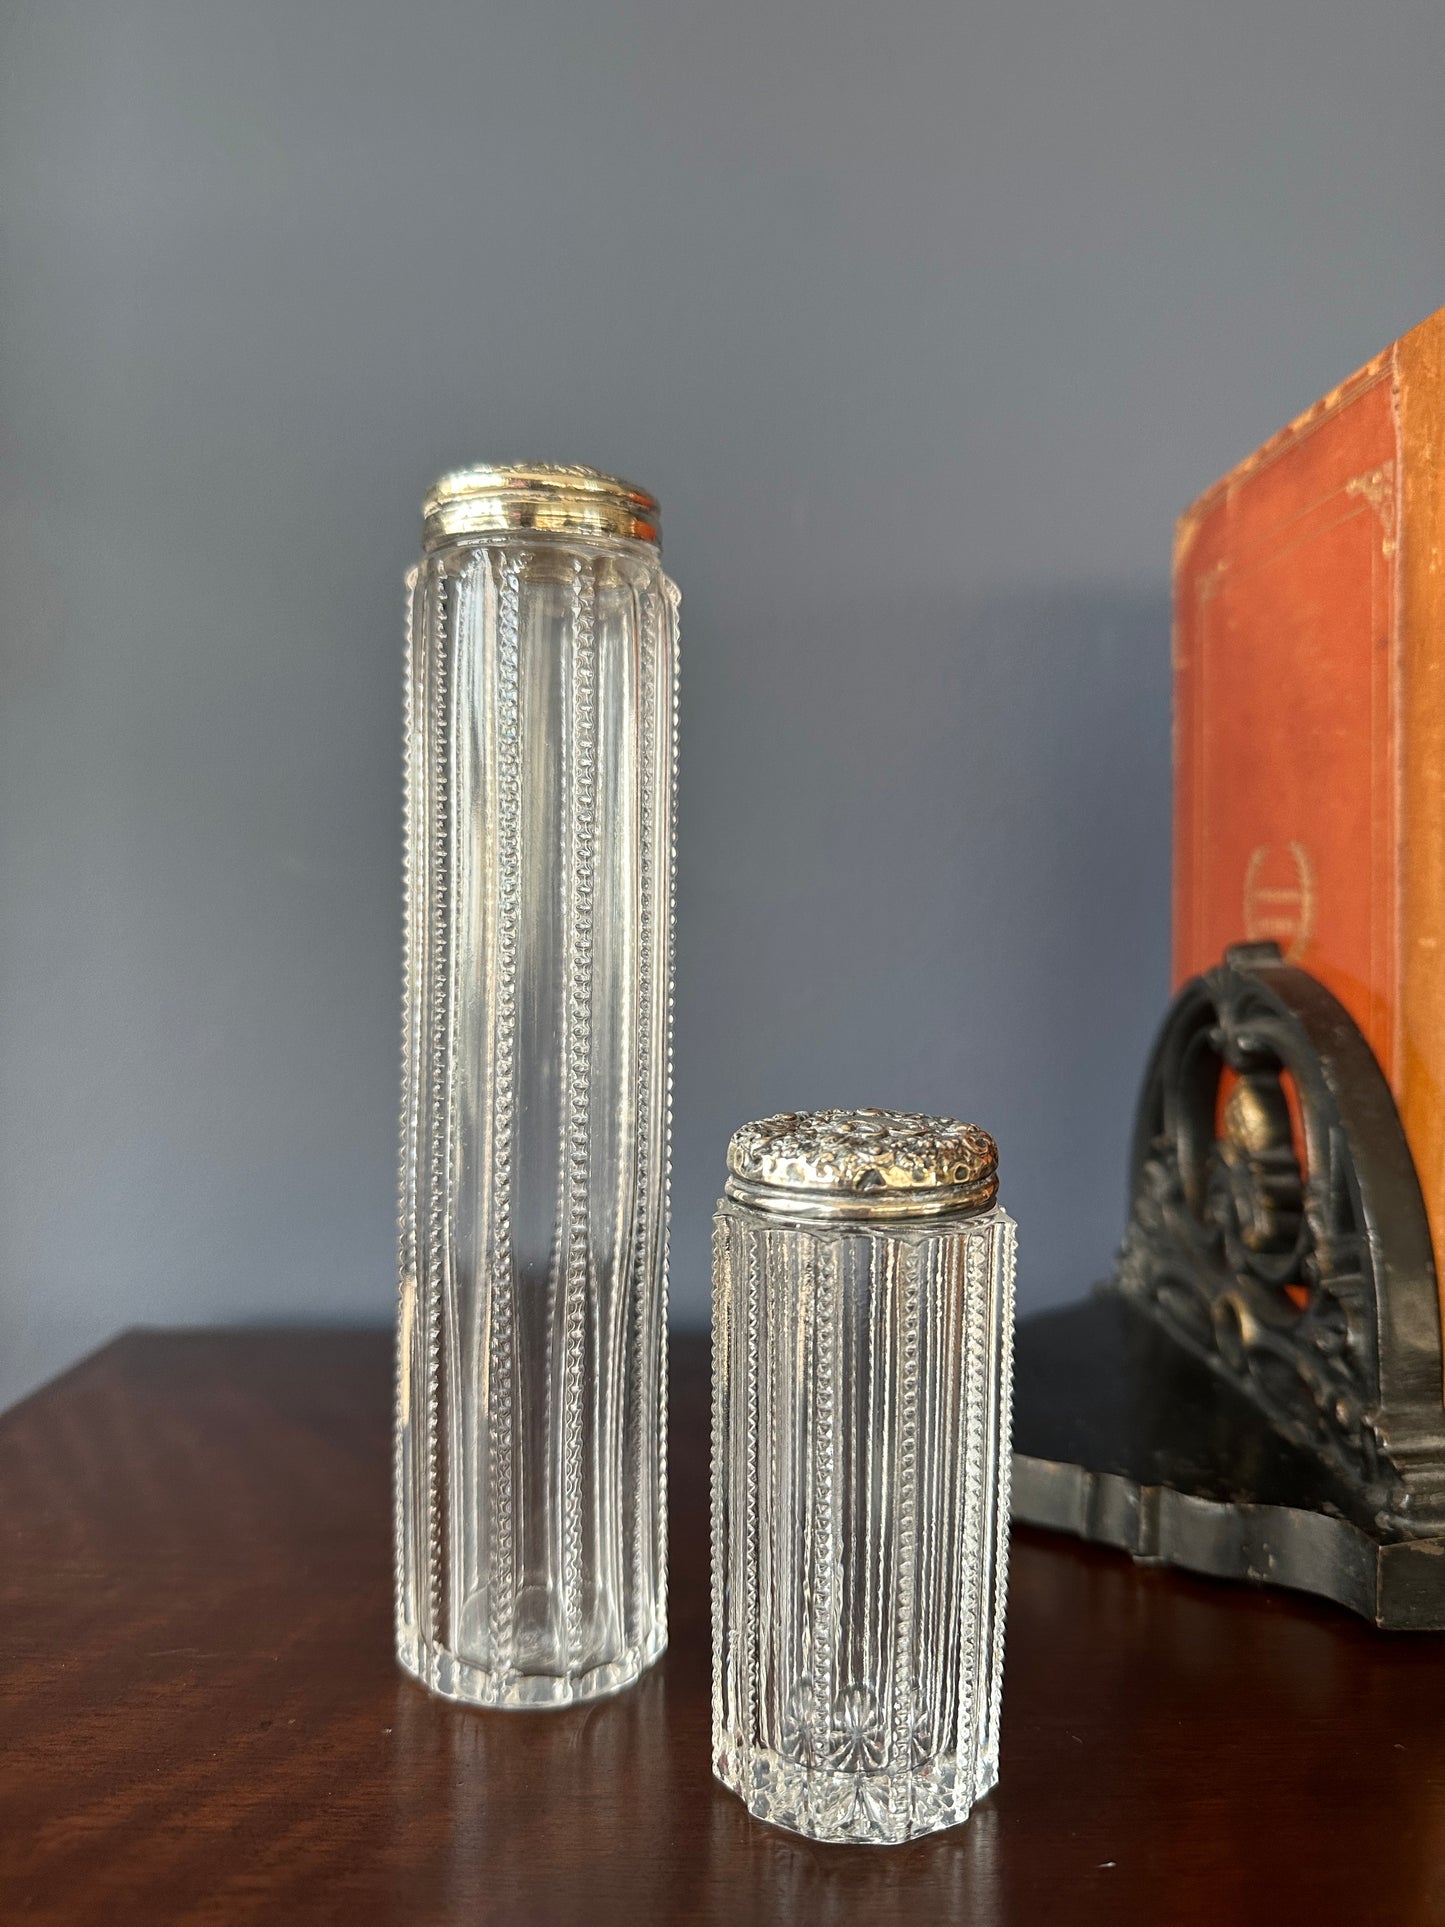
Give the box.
[724,1108,998,1221]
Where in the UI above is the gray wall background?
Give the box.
[3,0,1444,1409]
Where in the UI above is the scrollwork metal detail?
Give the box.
[1115,942,1445,1530]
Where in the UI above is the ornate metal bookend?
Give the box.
[1013,941,1445,1628]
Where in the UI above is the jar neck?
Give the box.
[721,1175,1000,1224]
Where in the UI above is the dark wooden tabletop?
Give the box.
[3,1329,1445,1924]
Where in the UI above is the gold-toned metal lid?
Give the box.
[724,1109,999,1221]
[422,463,659,549]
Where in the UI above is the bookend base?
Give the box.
[1012,943,1445,1631]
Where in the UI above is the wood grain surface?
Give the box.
[3,1329,1445,1924]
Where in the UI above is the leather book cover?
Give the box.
[1174,305,1445,1341]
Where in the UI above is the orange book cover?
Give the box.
[1174,304,1445,1348]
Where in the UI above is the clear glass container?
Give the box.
[711,1109,1016,1843]
[395,465,679,1707]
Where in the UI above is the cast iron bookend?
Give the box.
[1012,941,1445,1628]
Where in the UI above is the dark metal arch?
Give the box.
[1117,941,1445,1529]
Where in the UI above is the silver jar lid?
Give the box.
[724,1108,999,1222]
[422,463,659,549]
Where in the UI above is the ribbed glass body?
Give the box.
[396,527,679,1707]
[711,1199,1015,1842]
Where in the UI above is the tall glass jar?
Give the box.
[396,465,678,1707]
[712,1110,1016,1843]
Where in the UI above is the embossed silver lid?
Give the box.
[724,1108,999,1222]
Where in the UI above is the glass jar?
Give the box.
[395,465,679,1707]
[711,1109,1016,1842]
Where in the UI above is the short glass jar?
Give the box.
[711,1109,1016,1844]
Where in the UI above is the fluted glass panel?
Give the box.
[712,1202,1015,1842]
[397,532,678,1708]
